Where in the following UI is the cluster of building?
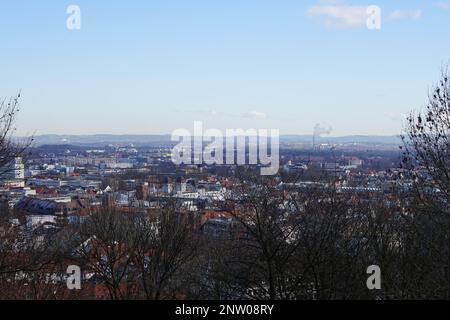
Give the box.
[0,144,414,236]
[0,144,428,299]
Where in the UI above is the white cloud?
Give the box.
[241,111,267,120]
[307,2,369,29]
[307,1,423,28]
[434,2,450,11]
[388,9,422,21]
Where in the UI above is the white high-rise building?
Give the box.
[1,157,25,187]
[10,157,25,179]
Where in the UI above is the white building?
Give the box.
[0,157,25,187]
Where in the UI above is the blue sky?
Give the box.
[1,0,450,136]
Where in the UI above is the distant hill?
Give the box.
[20,134,402,147]
[282,135,401,145]
[26,134,173,147]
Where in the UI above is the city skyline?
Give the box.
[1,1,450,136]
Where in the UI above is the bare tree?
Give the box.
[0,215,65,299]
[133,200,198,300]
[73,207,140,300]
[0,94,31,176]
[400,67,450,299]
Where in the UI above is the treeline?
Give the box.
[0,174,448,300]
